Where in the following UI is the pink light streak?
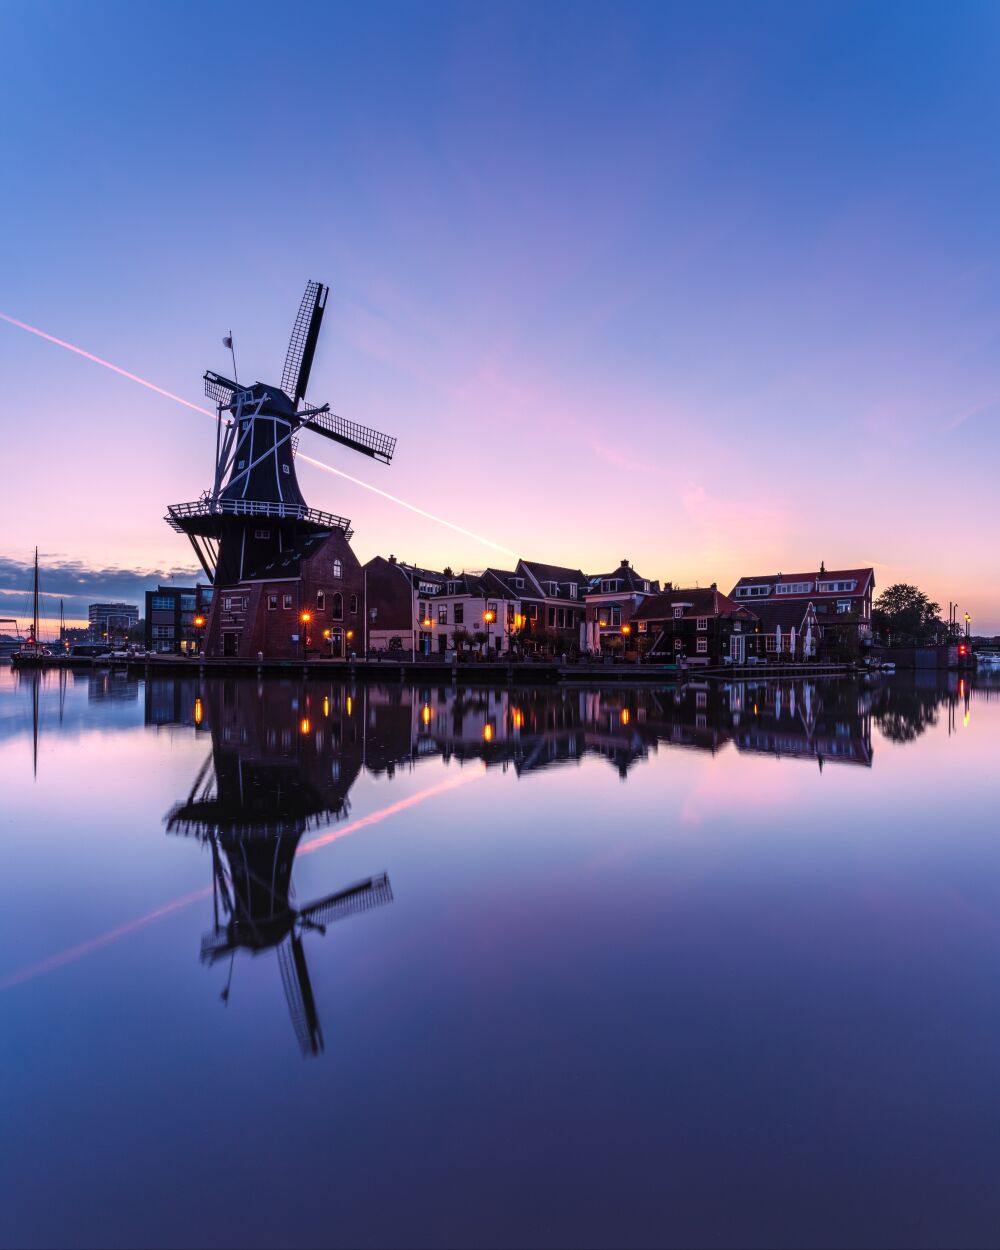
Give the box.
[0,310,516,557]
[0,766,485,991]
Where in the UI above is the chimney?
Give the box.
[621,557,629,568]
[711,582,717,590]
[388,554,396,564]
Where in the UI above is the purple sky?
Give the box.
[2,2,999,630]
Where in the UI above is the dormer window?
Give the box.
[447,582,458,595]
[673,607,683,619]
[514,578,524,590]
[775,582,812,595]
[818,579,857,593]
[569,585,577,599]
[545,582,558,596]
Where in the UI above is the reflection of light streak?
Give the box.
[0,310,517,557]
[0,768,485,991]
[0,887,211,990]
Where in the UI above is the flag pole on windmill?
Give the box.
[223,332,238,384]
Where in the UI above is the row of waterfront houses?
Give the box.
[145,537,875,664]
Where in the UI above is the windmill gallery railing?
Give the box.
[165,497,353,534]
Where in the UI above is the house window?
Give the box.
[766,635,778,652]
[316,591,326,611]
[349,594,358,614]
[454,603,464,625]
[283,594,292,609]
[545,582,558,596]
[254,528,271,540]
[674,638,683,650]
[514,578,524,589]
[569,585,577,599]
[447,582,458,595]
[734,621,742,632]
[223,596,232,611]
[696,638,708,654]
[418,601,427,622]
[637,620,647,633]
[673,606,683,619]
[267,594,278,611]
[738,585,771,598]
[836,600,852,614]
[775,582,812,595]
[527,605,537,622]
[818,580,857,594]
[487,601,497,618]
[333,559,342,579]
[696,617,708,631]
[438,604,448,625]
[547,607,556,628]
[333,593,343,620]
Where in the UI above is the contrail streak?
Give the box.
[0,310,517,557]
[0,766,486,990]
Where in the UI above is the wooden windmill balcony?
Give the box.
[166,497,353,538]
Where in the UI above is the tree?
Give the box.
[872,584,941,645]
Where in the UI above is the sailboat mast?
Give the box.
[33,547,39,643]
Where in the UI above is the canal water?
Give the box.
[2,665,998,1248]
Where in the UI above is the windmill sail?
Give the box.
[282,281,328,406]
[300,407,397,464]
[204,370,239,408]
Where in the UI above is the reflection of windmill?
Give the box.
[167,280,397,586]
[166,680,392,1056]
[199,832,392,1056]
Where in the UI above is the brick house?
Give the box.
[745,599,821,659]
[582,559,661,656]
[632,585,758,665]
[201,528,364,660]
[509,560,590,654]
[363,557,522,655]
[729,565,875,654]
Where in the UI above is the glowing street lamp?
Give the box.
[484,608,495,656]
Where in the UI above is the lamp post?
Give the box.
[484,608,496,657]
[193,613,205,657]
[965,612,971,639]
[421,617,434,657]
[300,610,311,660]
[621,622,632,663]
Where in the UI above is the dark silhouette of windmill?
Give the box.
[166,680,394,1056]
[167,281,397,586]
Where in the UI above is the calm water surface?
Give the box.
[2,665,999,1248]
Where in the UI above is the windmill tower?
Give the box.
[166,282,397,658]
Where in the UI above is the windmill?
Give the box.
[167,281,397,587]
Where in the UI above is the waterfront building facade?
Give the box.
[88,601,139,645]
[632,585,758,666]
[729,565,875,654]
[145,584,214,654]
[582,559,661,656]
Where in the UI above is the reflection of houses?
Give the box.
[729,566,875,653]
[728,679,873,767]
[633,586,757,665]
[163,679,392,1056]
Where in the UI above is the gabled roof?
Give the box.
[730,568,874,599]
[518,559,590,599]
[586,563,660,596]
[633,586,751,621]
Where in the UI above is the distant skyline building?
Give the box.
[88,601,138,643]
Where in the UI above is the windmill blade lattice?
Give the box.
[282,280,328,406]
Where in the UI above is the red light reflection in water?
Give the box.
[0,768,484,991]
